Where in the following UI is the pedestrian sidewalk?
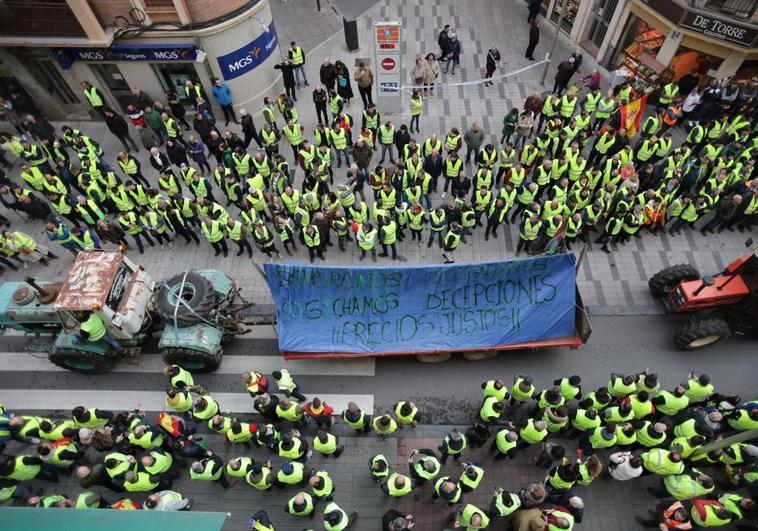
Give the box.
[0,0,753,318]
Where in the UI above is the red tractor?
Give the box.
[648,240,758,350]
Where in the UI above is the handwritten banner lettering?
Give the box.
[264,255,577,355]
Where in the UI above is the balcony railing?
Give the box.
[0,1,88,37]
[694,0,757,20]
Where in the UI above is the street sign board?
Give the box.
[373,21,402,113]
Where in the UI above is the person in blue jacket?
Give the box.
[211,78,237,126]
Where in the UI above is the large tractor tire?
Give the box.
[648,264,700,297]
[157,272,215,327]
[416,352,452,363]
[161,346,222,373]
[674,318,731,350]
[49,349,115,374]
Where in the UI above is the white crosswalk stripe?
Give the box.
[0,390,374,416]
[0,351,375,376]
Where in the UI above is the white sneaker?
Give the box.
[168,242,174,250]
[418,241,423,247]
[441,192,447,198]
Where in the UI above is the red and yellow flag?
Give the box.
[620,94,648,138]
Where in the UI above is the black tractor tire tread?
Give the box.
[648,264,700,297]
[49,348,115,374]
[156,272,215,327]
[161,346,222,373]
[674,318,731,350]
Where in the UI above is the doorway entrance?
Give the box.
[91,63,132,111]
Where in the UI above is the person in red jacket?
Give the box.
[635,500,692,530]
[304,397,334,428]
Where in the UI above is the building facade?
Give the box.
[539,0,758,83]
[0,0,283,120]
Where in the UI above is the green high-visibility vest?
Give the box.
[410,97,423,116]
[288,492,314,516]
[126,471,159,492]
[329,95,343,114]
[583,92,601,113]
[445,158,462,178]
[314,432,338,454]
[2,456,40,481]
[520,218,541,240]
[80,313,106,342]
[290,46,304,65]
[380,124,395,144]
[283,124,302,146]
[386,473,413,496]
[493,491,522,516]
[83,86,103,107]
[202,220,224,243]
[190,459,222,481]
[363,111,379,129]
[226,220,243,241]
[331,128,347,149]
[595,97,615,118]
[381,221,397,244]
[460,504,490,529]
[459,465,484,491]
[519,419,546,444]
[560,95,576,118]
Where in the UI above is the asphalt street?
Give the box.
[0,315,753,425]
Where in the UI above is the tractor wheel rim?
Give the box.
[689,335,720,348]
[167,283,196,306]
[64,358,96,370]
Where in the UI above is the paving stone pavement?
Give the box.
[1,0,753,319]
[7,419,733,531]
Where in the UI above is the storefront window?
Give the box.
[551,0,580,32]
[152,63,200,105]
[668,46,722,84]
[612,16,666,84]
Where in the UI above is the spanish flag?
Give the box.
[620,94,648,138]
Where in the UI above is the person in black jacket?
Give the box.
[103,108,139,153]
[394,124,410,159]
[484,48,500,86]
[148,147,171,173]
[528,0,541,22]
[320,58,337,91]
[312,84,328,125]
[274,59,297,101]
[192,112,216,145]
[526,19,540,61]
[165,139,188,168]
[239,109,262,148]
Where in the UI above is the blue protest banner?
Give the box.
[264,254,577,355]
[216,22,279,81]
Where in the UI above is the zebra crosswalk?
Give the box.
[0,350,375,415]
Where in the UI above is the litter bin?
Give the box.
[343,17,359,51]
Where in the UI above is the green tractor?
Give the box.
[0,250,250,373]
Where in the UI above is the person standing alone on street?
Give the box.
[354,62,375,108]
[526,20,540,61]
[484,48,500,87]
